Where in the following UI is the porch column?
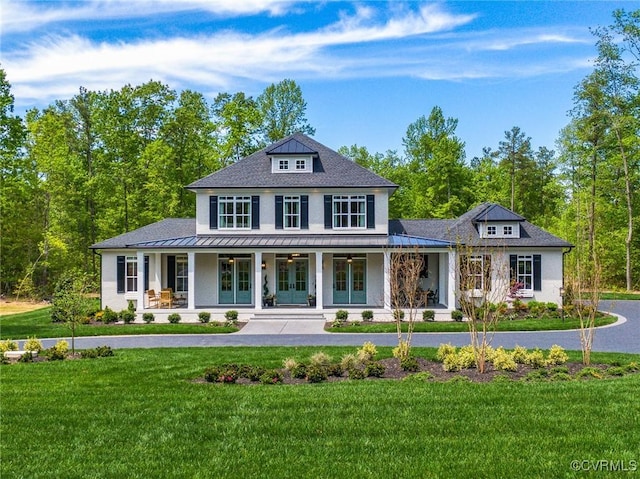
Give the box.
[447,250,457,309]
[187,251,195,310]
[315,251,323,310]
[383,251,391,310]
[137,251,145,311]
[154,252,161,290]
[255,251,263,310]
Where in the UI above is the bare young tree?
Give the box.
[455,242,511,373]
[387,246,424,360]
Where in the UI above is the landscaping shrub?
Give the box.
[305,365,328,383]
[348,367,366,380]
[80,346,113,359]
[550,366,569,375]
[168,313,181,324]
[198,312,211,323]
[224,310,238,326]
[364,361,386,378]
[356,341,377,362]
[18,352,34,363]
[545,345,568,366]
[392,340,410,360]
[400,356,420,372]
[327,363,344,377]
[492,374,513,383]
[422,309,435,321]
[447,375,471,383]
[576,367,604,380]
[625,362,639,372]
[290,363,308,379]
[550,372,572,381]
[244,366,266,382]
[546,302,558,312]
[48,340,69,361]
[513,299,528,312]
[525,349,546,369]
[527,301,546,316]
[491,348,517,372]
[204,364,238,383]
[335,310,349,321]
[102,307,118,324]
[127,300,135,313]
[340,353,359,370]
[142,312,155,323]
[282,357,298,371]
[606,366,627,377]
[121,310,136,324]
[393,310,405,321]
[511,345,529,364]
[361,310,374,322]
[0,339,19,353]
[524,369,549,381]
[451,310,463,321]
[260,370,283,385]
[310,351,332,367]
[457,346,477,369]
[23,337,43,352]
[436,343,456,362]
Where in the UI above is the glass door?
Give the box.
[333,258,366,304]
[218,258,252,304]
[276,259,308,304]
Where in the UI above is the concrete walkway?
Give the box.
[33,300,639,353]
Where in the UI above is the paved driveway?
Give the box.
[36,300,639,353]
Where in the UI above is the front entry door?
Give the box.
[219,258,252,304]
[333,258,366,304]
[276,259,308,304]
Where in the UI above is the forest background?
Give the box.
[1,9,638,297]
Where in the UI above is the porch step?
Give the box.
[251,311,326,321]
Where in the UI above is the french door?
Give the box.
[276,259,308,304]
[219,258,252,304]
[333,258,366,304]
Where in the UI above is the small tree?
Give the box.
[455,241,510,373]
[387,246,424,360]
[569,250,601,366]
[51,273,93,354]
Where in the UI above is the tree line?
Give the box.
[1,9,638,296]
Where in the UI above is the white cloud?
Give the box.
[1,0,297,33]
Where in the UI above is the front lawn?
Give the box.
[326,315,617,333]
[2,346,638,479]
[600,291,640,300]
[0,307,238,340]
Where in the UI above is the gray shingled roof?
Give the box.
[472,203,525,222]
[187,132,398,190]
[390,203,573,248]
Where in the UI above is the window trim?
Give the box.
[332,195,366,229]
[218,196,251,229]
[125,256,138,293]
[175,255,188,293]
[283,195,300,229]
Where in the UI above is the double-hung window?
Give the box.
[460,254,492,292]
[284,196,300,229]
[176,256,188,293]
[126,256,138,292]
[333,195,366,229]
[516,255,533,291]
[219,196,251,229]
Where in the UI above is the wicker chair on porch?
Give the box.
[159,289,173,309]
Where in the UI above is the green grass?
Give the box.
[2,346,639,479]
[600,291,640,300]
[0,307,237,340]
[327,315,617,333]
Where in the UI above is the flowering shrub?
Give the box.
[508,281,525,298]
[260,370,283,385]
[0,339,19,353]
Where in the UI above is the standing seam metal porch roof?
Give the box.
[186,133,398,190]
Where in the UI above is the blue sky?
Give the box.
[2,1,637,160]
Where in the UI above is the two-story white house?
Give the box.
[91,133,572,321]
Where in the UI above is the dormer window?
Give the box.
[271,156,313,173]
[487,225,497,236]
[503,225,513,236]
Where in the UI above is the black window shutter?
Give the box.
[366,194,375,229]
[301,195,309,229]
[275,195,283,229]
[117,256,125,294]
[533,254,542,291]
[510,254,517,282]
[324,195,333,229]
[209,196,218,229]
[251,196,260,229]
[167,255,176,291]
[144,256,149,291]
[484,255,492,291]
